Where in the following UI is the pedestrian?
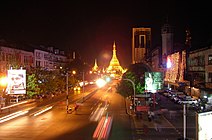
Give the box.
[154,122,158,131]
[74,103,79,111]
[148,113,152,122]
[157,123,162,132]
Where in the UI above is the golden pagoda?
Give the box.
[107,42,124,75]
[92,59,98,72]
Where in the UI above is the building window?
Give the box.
[208,55,212,65]
[24,56,27,64]
[36,60,41,67]
[209,73,212,82]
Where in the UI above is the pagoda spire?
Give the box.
[112,41,118,60]
[107,41,124,74]
[92,59,98,71]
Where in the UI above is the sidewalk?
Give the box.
[125,98,182,139]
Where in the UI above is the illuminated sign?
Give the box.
[197,111,212,140]
[145,72,163,92]
[7,69,26,94]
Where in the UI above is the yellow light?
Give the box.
[72,70,76,75]
[0,77,8,86]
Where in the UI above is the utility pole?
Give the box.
[183,103,186,140]
[66,72,69,113]
[82,71,85,101]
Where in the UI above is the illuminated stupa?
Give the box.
[92,59,98,72]
[107,42,124,75]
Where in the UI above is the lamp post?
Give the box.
[66,72,69,113]
[183,103,187,140]
[82,71,85,101]
[123,78,136,112]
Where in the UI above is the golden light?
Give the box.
[165,51,186,83]
[0,77,8,87]
[72,70,76,75]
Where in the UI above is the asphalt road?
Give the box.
[0,80,197,140]
[0,80,133,140]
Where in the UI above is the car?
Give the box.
[74,86,81,91]
[179,98,198,105]
[10,98,18,104]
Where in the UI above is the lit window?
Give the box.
[208,55,212,65]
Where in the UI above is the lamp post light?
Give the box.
[0,76,8,97]
[123,78,136,113]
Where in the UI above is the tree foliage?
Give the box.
[26,73,40,98]
[116,64,147,97]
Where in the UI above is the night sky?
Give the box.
[0,0,211,68]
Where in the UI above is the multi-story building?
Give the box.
[186,45,212,103]
[0,44,34,74]
[34,46,67,70]
[0,40,68,75]
[188,46,212,88]
[132,27,151,64]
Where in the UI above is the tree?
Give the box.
[116,63,147,97]
[26,73,41,98]
[116,71,136,97]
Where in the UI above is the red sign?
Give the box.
[136,106,150,112]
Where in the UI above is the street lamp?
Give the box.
[0,76,8,96]
[66,70,77,113]
[123,78,136,112]
[183,104,186,140]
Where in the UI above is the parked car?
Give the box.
[10,98,18,104]
[178,98,198,105]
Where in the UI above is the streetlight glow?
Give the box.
[0,77,8,87]
[96,79,106,88]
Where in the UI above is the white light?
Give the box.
[0,110,28,123]
[203,96,207,98]
[33,106,53,116]
[96,79,106,88]
[167,57,172,68]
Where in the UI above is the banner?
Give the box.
[7,69,26,94]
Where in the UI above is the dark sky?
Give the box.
[0,0,211,68]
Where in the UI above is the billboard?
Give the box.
[7,69,26,94]
[197,111,212,140]
[145,72,163,92]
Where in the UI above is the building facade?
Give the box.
[188,46,212,88]
[34,46,67,70]
[132,27,151,64]
[0,46,33,74]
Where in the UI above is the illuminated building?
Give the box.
[165,51,187,88]
[92,59,99,72]
[106,42,124,75]
[132,27,151,64]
